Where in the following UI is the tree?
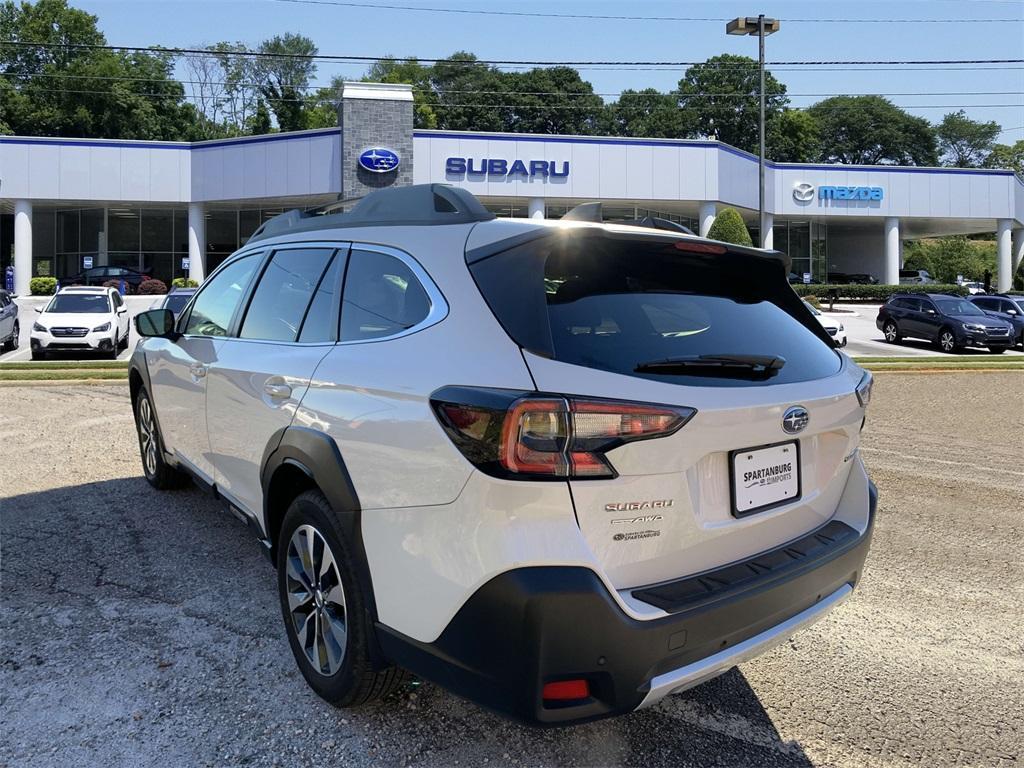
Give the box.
[505,67,605,135]
[984,140,1024,175]
[767,109,820,163]
[936,110,1000,167]
[430,52,511,132]
[808,96,938,166]
[213,42,261,134]
[676,54,788,153]
[0,0,199,140]
[608,88,685,138]
[903,237,996,283]
[365,57,438,128]
[706,207,753,246]
[255,33,317,132]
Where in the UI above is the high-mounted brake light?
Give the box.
[673,241,727,255]
[431,388,695,480]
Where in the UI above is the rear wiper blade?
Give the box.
[635,354,786,378]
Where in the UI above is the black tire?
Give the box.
[988,347,1006,354]
[30,348,46,361]
[937,327,960,354]
[133,386,189,490]
[882,320,901,344]
[277,490,408,707]
[2,322,18,352]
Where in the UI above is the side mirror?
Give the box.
[1008,309,1019,316]
[117,306,127,314]
[135,308,177,339]
[34,307,42,314]
[926,309,936,315]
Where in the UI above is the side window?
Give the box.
[918,299,935,313]
[298,250,346,343]
[240,248,335,342]
[1001,300,1017,314]
[340,249,431,342]
[184,254,259,337]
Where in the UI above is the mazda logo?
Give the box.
[782,406,809,434]
[792,182,814,202]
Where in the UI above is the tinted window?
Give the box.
[973,298,994,310]
[240,248,334,342]
[298,250,345,343]
[163,293,194,315]
[184,254,259,336]
[46,294,111,314]
[470,233,841,387]
[936,298,984,316]
[918,299,936,313]
[340,249,431,342]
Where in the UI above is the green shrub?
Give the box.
[792,283,968,301]
[137,278,168,295]
[803,295,821,309]
[29,277,57,295]
[706,207,753,247]
[171,277,199,288]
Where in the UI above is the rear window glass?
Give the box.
[470,232,841,387]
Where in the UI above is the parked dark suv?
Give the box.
[876,293,1015,353]
[968,294,1024,349]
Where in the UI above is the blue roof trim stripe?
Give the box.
[413,130,1019,178]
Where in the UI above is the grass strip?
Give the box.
[0,360,128,370]
[0,369,129,381]
[863,363,1024,372]
[853,355,1022,363]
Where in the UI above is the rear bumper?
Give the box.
[377,482,877,726]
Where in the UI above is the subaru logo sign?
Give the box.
[792,182,814,202]
[358,147,400,173]
[782,406,810,435]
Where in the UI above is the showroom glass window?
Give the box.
[239,248,336,342]
[183,254,260,337]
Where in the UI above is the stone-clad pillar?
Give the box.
[339,82,414,200]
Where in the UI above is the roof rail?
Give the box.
[248,184,495,243]
[561,203,695,235]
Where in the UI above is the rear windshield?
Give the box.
[45,294,111,314]
[469,232,841,387]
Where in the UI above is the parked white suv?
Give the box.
[804,300,847,347]
[130,185,876,725]
[31,285,130,360]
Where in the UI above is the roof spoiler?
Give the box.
[248,184,495,243]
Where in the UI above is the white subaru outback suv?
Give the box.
[31,285,130,360]
[130,185,876,726]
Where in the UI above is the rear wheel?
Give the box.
[277,490,408,707]
[937,328,960,354]
[134,387,189,489]
[882,321,901,344]
[1,322,18,352]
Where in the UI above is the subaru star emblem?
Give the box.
[792,182,814,202]
[782,406,809,434]
[358,147,400,173]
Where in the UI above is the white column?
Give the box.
[1012,228,1024,276]
[13,200,32,296]
[527,198,545,220]
[761,212,774,250]
[884,217,900,285]
[698,202,716,238]
[187,203,206,283]
[996,218,1012,292]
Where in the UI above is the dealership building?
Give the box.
[2,81,1023,295]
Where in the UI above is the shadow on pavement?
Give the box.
[1,477,813,767]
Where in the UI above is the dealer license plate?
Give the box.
[731,441,801,517]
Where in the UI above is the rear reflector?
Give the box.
[542,679,590,701]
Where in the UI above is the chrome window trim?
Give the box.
[336,242,449,346]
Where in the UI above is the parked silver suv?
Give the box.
[130,185,876,725]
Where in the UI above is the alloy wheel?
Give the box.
[285,524,348,677]
[940,331,955,352]
[884,323,897,343]
[11,322,18,349]
[137,396,159,478]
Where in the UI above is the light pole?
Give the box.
[727,15,780,248]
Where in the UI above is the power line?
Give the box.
[2,40,1021,68]
[269,0,1024,24]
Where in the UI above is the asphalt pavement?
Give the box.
[1,375,1021,767]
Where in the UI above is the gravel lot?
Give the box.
[1,375,1022,767]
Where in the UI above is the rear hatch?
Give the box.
[467,225,867,590]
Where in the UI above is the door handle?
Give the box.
[264,381,292,399]
[190,364,207,379]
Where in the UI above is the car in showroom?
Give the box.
[67,265,150,291]
[158,287,197,320]
[876,293,1015,353]
[969,294,1024,348]
[129,184,877,726]
[30,285,130,359]
[0,289,19,352]
[803,300,847,347]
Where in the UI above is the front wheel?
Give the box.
[134,387,189,489]
[883,321,901,344]
[30,348,46,361]
[938,328,960,354]
[277,490,407,707]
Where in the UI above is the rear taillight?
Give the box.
[431,387,694,480]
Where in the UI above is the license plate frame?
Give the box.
[729,439,801,518]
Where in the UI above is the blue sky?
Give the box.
[76,0,1024,140]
